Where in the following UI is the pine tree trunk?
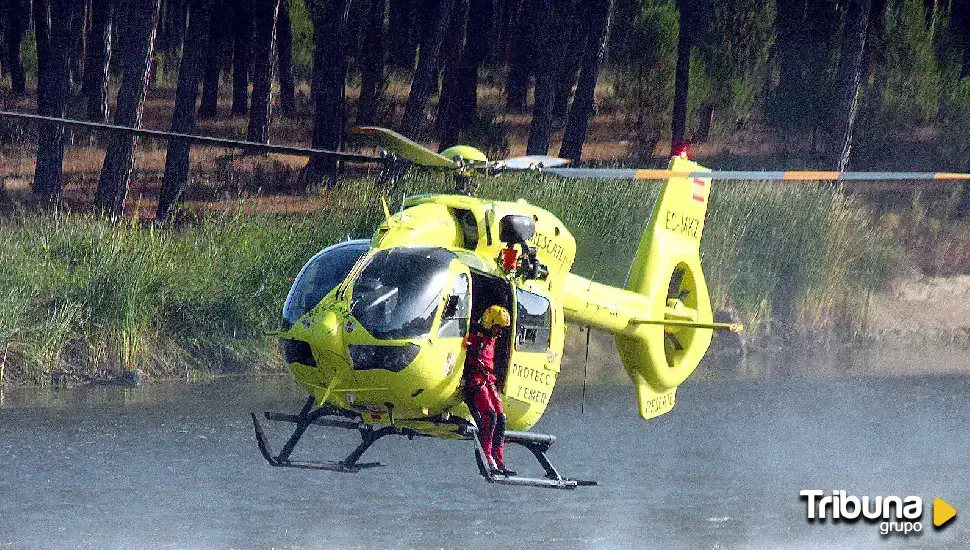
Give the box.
[772,0,801,100]
[953,0,970,218]
[83,0,114,121]
[33,0,72,201]
[924,0,937,36]
[462,0,491,120]
[388,0,418,70]
[505,0,532,112]
[68,1,88,89]
[436,0,469,146]
[231,0,253,115]
[198,0,230,118]
[529,0,578,153]
[831,0,872,172]
[438,0,490,145]
[525,0,554,155]
[4,0,28,96]
[158,0,213,221]
[357,0,387,124]
[558,0,611,162]
[95,0,161,219]
[160,0,189,62]
[669,0,690,157]
[247,0,281,142]
[277,0,296,116]
[954,0,970,78]
[552,1,583,122]
[303,0,353,185]
[491,0,515,65]
[400,0,456,138]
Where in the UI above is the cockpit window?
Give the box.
[283,240,369,323]
[351,248,455,340]
[437,273,470,338]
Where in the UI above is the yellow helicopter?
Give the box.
[251,127,741,489]
[250,127,970,489]
[2,111,964,489]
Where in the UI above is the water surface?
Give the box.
[1,368,968,549]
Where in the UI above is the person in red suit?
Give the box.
[462,305,515,476]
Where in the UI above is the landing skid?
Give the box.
[461,425,597,490]
[251,396,400,472]
[251,396,596,489]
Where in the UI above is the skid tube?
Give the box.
[460,425,597,489]
[251,396,421,473]
[252,396,596,488]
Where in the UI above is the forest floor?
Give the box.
[0,78,958,219]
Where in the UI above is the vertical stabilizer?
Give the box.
[619,155,713,418]
[563,155,714,419]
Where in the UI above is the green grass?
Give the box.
[0,187,384,384]
[0,174,898,384]
[702,182,900,335]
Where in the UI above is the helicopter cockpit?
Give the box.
[350,247,457,340]
[281,241,520,390]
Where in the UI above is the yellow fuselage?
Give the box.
[280,156,716,433]
[282,194,576,435]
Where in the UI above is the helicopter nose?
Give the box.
[315,309,350,361]
[320,310,340,334]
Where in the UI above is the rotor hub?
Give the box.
[439,145,488,165]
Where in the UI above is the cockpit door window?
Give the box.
[514,289,552,352]
[437,273,470,338]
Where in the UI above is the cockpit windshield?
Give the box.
[283,240,369,324]
[351,248,456,340]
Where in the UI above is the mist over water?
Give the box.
[2,352,969,550]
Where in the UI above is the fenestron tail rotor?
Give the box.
[663,267,689,367]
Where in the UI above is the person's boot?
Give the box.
[494,460,515,477]
[491,413,510,475]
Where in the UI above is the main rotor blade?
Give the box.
[0,111,383,163]
[498,155,571,170]
[543,167,970,181]
[350,126,458,168]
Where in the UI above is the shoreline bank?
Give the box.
[0,177,932,386]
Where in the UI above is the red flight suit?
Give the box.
[462,323,507,470]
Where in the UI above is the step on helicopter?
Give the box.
[3,111,967,489]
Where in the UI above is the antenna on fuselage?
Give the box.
[380,196,395,226]
[582,326,591,415]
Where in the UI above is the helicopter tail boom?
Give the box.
[564,156,716,420]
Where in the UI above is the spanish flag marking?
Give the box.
[692,177,707,203]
